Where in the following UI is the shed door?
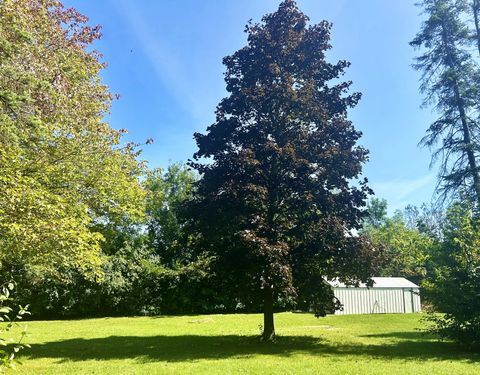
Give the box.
[403,288,413,313]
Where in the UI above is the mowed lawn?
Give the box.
[14,312,479,375]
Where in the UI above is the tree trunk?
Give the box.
[263,151,277,342]
[454,84,480,206]
[263,287,275,341]
[440,18,480,206]
[472,0,480,56]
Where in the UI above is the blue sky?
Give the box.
[65,0,437,214]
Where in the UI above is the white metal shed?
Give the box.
[326,277,421,315]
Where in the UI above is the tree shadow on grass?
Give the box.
[23,334,480,364]
[360,331,436,340]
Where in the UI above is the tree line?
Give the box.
[0,0,479,347]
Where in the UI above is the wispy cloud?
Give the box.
[370,173,435,212]
[113,0,212,120]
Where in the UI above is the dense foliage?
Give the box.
[0,0,145,280]
[363,199,436,284]
[1,163,216,318]
[363,197,480,344]
[423,203,480,345]
[145,164,196,267]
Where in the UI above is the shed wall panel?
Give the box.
[412,288,422,312]
[332,287,421,315]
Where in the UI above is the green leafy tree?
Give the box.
[188,0,379,340]
[364,198,388,228]
[0,0,145,277]
[145,163,197,266]
[402,203,445,239]
[364,213,433,284]
[423,202,480,345]
[411,0,480,206]
[363,201,438,284]
[144,164,223,314]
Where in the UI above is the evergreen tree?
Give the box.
[188,0,379,340]
[411,0,480,206]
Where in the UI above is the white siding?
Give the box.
[412,288,421,312]
[332,287,422,315]
[403,289,413,313]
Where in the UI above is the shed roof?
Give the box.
[326,277,419,289]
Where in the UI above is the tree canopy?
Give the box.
[363,203,434,284]
[145,163,197,267]
[0,0,145,277]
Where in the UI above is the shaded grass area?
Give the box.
[16,313,480,374]
[26,333,478,363]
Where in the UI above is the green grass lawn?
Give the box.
[13,312,479,374]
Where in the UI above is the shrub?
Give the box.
[0,283,29,372]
